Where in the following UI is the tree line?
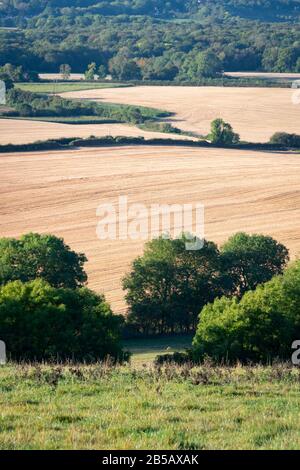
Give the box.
[123,233,289,335]
[1,1,300,81]
[3,86,165,125]
[0,230,295,363]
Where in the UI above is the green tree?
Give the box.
[192,260,300,363]
[60,63,71,80]
[97,64,107,79]
[209,118,240,145]
[0,72,13,91]
[0,63,38,83]
[15,103,34,117]
[221,232,289,297]
[269,132,300,148]
[0,63,23,82]
[0,233,87,289]
[0,279,127,362]
[183,51,222,80]
[196,51,222,78]
[109,51,142,81]
[84,62,97,80]
[123,235,222,335]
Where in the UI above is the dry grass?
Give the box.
[0,145,299,312]
[63,86,300,142]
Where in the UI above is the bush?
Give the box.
[269,132,300,148]
[154,351,190,366]
[192,260,300,363]
[0,279,128,362]
[0,233,87,288]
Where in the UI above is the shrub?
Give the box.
[0,233,87,288]
[154,351,190,366]
[0,279,128,362]
[269,132,300,148]
[192,260,300,363]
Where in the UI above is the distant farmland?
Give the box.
[63,86,300,143]
[0,119,194,145]
[1,146,299,313]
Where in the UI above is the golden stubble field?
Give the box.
[63,86,300,143]
[1,145,300,313]
[0,118,194,145]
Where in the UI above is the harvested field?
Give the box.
[0,118,193,145]
[39,73,85,81]
[225,72,300,80]
[1,146,299,313]
[63,86,300,143]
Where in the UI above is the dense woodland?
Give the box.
[0,1,300,80]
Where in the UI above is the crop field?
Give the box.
[1,145,299,313]
[62,86,300,142]
[0,119,194,145]
[225,72,300,80]
[1,362,300,450]
[39,73,86,81]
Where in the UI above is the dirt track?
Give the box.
[63,86,300,143]
[1,146,299,313]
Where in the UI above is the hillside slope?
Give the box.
[1,0,300,22]
[1,1,300,78]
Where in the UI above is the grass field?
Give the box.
[0,145,299,312]
[16,82,131,94]
[1,362,300,450]
[124,336,193,366]
[62,86,300,142]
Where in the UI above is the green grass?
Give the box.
[124,335,193,366]
[0,362,300,450]
[16,82,132,94]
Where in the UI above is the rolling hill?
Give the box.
[1,1,300,77]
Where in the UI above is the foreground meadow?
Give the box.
[63,86,300,142]
[1,363,300,450]
[1,146,299,312]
